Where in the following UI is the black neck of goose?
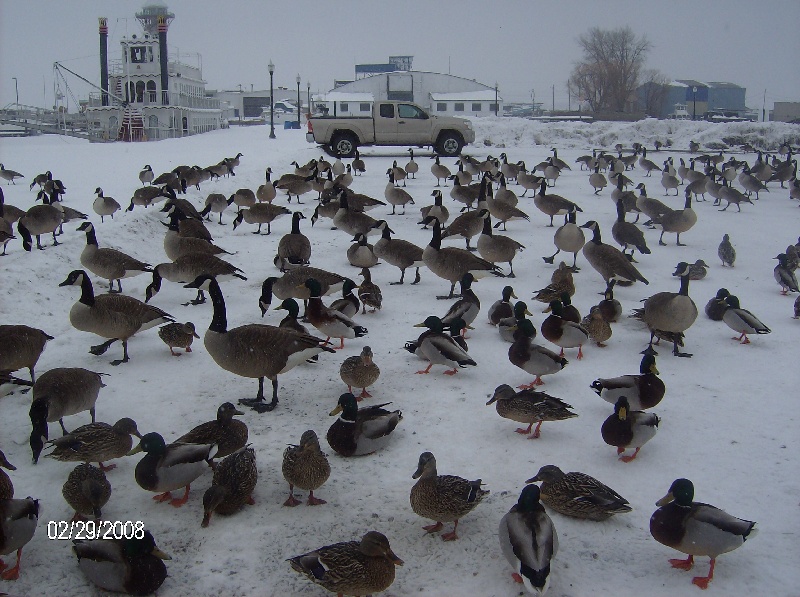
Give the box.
[684,193,692,209]
[568,210,576,225]
[590,225,602,244]
[615,199,625,222]
[149,267,162,292]
[678,274,690,296]
[434,193,443,206]
[429,220,442,250]
[84,226,99,247]
[482,215,493,236]
[78,273,96,306]
[266,169,272,182]
[291,213,302,234]
[381,226,392,240]
[207,279,228,333]
[167,216,180,232]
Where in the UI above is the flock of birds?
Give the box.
[0,132,799,596]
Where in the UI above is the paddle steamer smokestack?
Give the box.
[158,15,169,105]
[99,17,109,106]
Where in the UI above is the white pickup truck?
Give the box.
[306,101,475,158]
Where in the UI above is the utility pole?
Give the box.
[552,84,555,112]
[567,84,571,112]
[531,89,535,117]
[762,89,767,122]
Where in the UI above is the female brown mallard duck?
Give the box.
[282,430,330,507]
[327,393,402,457]
[45,417,141,471]
[340,346,380,399]
[591,352,664,410]
[358,267,382,313]
[73,530,170,594]
[525,464,631,521]
[581,306,613,347]
[486,384,577,439]
[601,397,660,462]
[289,531,403,596]
[62,463,111,521]
[410,451,489,541]
[157,321,200,356]
[201,446,257,527]
[532,261,575,304]
[0,449,15,498]
[650,478,757,590]
[175,402,248,458]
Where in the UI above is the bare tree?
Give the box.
[569,26,651,113]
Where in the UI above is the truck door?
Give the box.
[396,103,432,145]
[374,103,398,143]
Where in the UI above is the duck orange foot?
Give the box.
[512,573,524,584]
[422,522,443,534]
[669,555,694,570]
[152,491,173,503]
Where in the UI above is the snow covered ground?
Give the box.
[1,116,799,596]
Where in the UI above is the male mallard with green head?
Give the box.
[601,397,659,462]
[591,352,665,410]
[327,393,402,457]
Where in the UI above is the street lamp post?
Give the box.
[268,60,275,139]
[296,74,301,129]
[12,77,18,106]
[692,86,697,121]
[494,83,498,116]
[307,81,311,118]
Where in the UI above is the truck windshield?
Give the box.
[379,104,395,118]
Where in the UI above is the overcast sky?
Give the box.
[1,0,798,113]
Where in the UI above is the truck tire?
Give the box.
[330,132,358,158]
[436,131,464,157]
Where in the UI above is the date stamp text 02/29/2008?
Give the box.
[48,520,145,540]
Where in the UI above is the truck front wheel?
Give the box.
[436,131,464,157]
[330,133,358,158]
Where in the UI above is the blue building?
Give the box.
[637,80,747,120]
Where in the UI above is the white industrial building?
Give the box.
[315,71,502,117]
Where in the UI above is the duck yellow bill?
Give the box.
[127,444,143,456]
[329,405,343,416]
[152,548,172,561]
[656,492,674,507]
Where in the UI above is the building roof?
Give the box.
[706,81,744,89]
[312,92,374,103]
[430,90,500,101]
[675,79,708,88]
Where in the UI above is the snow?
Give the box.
[1,116,799,597]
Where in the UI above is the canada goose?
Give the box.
[17,201,64,251]
[738,165,769,199]
[384,172,414,214]
[159,193,204,222]
[653,188,697,246]
[0,193,15,254]
[486,181,529,231]
[186,275,334,412]
[138,165,154,186]
[29,170,52,190]
[347,233,378,268]
[638,147,661,177]
[447,175,479,211]
[277,171,316,204]
[328,186,385,212]
[145,254,246,306]
[589,164,608,194]
[0,163,24,184]
[542,208,585,270]
[91,188,121,223]
[422,216,503,299]
[77,222,152,293]
[772,155,795,188]
[163,213,231,261]
[773,253,799,294]
[515,162,543,197]
[635,183,672,227]
[332,189,379,237]
[258,267,345,315]
[420,189,450,226]
[430,155,451,186]
[275,211,311,272]
[494,173,518,206]
[371,220,424,285]
[660,165,680,195]
[0,325,53,382]
[232,203,290,235]
[402,148,420,179]
[59,270,174,365]
[534,180,583,227]
[126,185,165,211]
[611,197,650,260]
[750,151,773,182]
[0,188,25,226]
[28,367,105,461]
[352,150,366,175]
[498,152,520,182]
[476,210,525,277]
[642,262,698,357]
[580,221,649,286]
[440,199,486,252]
[200,193,234,224]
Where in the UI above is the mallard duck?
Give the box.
[597,280,623,322]
[486,384,577,438]
[488,286,517,325]
[580,221,649,286]
[158,322,200,356]
[358,267,382,313]
[774,253,799,294]
[0,450,15,499]
[130,432,216,507]
[274,298,313,334]
[59,270,174,365]
[0,324,53,382]
[175,402,248,457]
[722,295,771,344]
[650,478,757,590]
[556,293,581,323]
[411,315,476,375]
[186,275,334,412]
[282,429,330,507]
[542,208,585,270]
[410,451,488,541]
[46,417,141,471]
[509,319,568,387]
[591,352,664,410]
[29,367,106,463]
[62,463,111,521]
[303,278,368,349]
[581,306,612,347]
[499,484,558,595]
[643,262,698,357]
[601,397,659,462]
[526,464,631,521]
[0,497,39,580]
[499,301,532,343]
[533,261,575,304]
[259,267,346,315]
[541,300,589,359]
[340,346,380,399]
[289,531,403,596]
[682,259,709,281]
[440,273,480,329]
[201,446,257,527]
[73,530,170,594]
[327,393,402,457]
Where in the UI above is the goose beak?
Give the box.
[329,404,343,416]
[656,491,674,507]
